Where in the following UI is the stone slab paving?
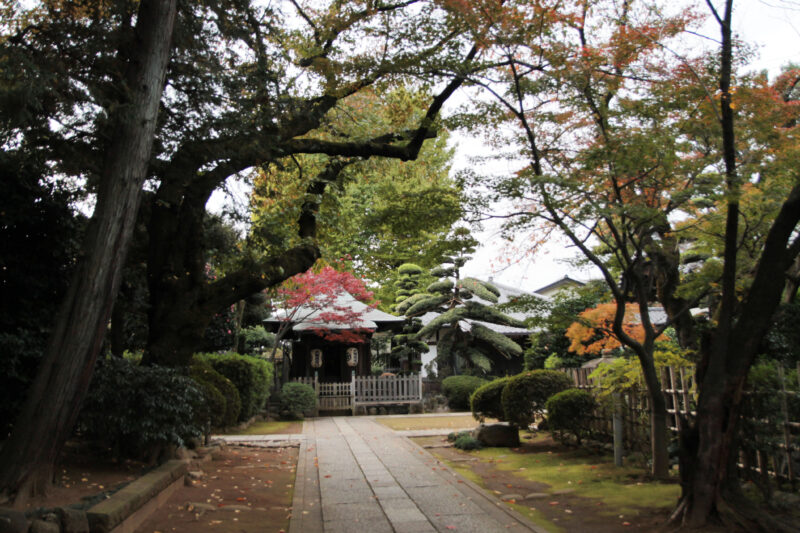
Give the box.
[290,416,547,533]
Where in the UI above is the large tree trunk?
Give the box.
[143,243,321,367]
[143,162,349,367]
[0,0,177,504]
[668,0,800,528]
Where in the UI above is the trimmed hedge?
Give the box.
[280,382,317,420]
[197,352,273,421]
[442,375,488,411]
[545,388,597,444]
[471,377,511,422]
[501,370,572,428]
[190,361,241,429]
[78,357,204,460]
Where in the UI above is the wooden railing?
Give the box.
[290,374,423,412]
[354,374,422,405]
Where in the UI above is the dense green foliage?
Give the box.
[545,389,597,445]
[760,302,800,367]
[78,358,203,460]
[588,340,693,397]
[189,366,226,432]
[280,382,317,420]
[442,375,488,411]
[239,325,275,355]
[501,370,573,429]
[197,352,273,421]
[470,377,511,423]
[189,361,241,429]
[499,281,609,370]
[0,159,84,438]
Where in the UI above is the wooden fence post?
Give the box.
[777,363,795,490]
[613,392,624,467]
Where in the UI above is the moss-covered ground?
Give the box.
[417,433,680,532]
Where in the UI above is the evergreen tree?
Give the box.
[401,229,525,375]
[388,264,430,372]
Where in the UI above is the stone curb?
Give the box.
[86,459,188,533]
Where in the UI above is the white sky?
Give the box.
[457,0,800,291]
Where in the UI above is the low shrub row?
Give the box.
[195,352,273,422]
[468,369,596,444]
[78,357,205,462]
[441,375,488,411]
[78,352,274,462]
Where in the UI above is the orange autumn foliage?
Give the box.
[565,302,665,355]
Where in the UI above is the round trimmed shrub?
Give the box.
[190,361,241,429]
[501,370,572,428]
[442,375,488,411]
[545,388,597,444]
[281,382,316,420]
[190,369,226,431]
[198,352,273,421]
[471,377,511,422]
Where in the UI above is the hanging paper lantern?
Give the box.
[346,347,359,367]
[310,348,323,368]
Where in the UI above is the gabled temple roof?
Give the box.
[533,275,586,296]
[263,290,404,333]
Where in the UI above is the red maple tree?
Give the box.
[271,265,377,347]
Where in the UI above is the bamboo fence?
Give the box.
[563,363,800,490]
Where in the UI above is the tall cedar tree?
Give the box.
[0,0,178,502]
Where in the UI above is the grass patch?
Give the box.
[465,437,678,517]
[442,448,564,533]
[376,414,493,431]
[224,420,299,435]
[508,502,566,533]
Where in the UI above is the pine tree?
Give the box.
[389,264,430,371]
[400,229,525,375]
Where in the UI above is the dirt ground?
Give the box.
[135,445,297,533]
[417,435,678,533]
[20,442,148,512]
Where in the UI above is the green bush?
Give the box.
[280,382,317,420]
[543,354,563,369]
[447,430,471,442]
[190,361,241,429]
[189,368,226,432]
[240,325,275,354]
[78,358,204,461]
[453,434,483,450]
[198,352,273,421]
[442,375,488,411]
[471,377,511,422]
[545,388,597,444]
[501,370,572,428]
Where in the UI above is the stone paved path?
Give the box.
[289,417,546,533]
